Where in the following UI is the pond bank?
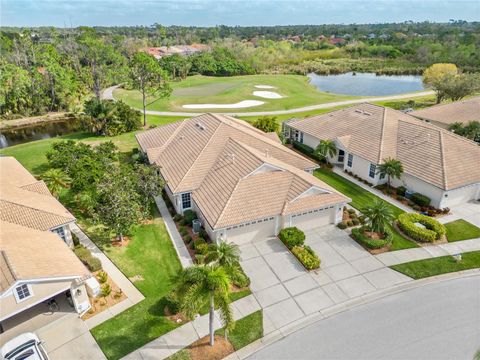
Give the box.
[0,112,76,130]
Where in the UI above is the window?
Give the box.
[337,150,345,163]
[293,130,304,144]
[347,154,353,167]
[51,227,66,242]
[300,132,304,144]
[369,163,376,178]
[15,284,32,302]
[181,193,191,209]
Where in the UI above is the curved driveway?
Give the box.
[101,85,434,117]
[249,275,480,360]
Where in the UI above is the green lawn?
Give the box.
[114,74,356,113]
[445,219,480,242]
[314,168,418,251]
[215,310,263,351]
[391,251,480,279]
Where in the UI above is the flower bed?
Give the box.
[397,213,446,243]
[279,227,320,270]
[351,226,392,250]
[337,206,365,229]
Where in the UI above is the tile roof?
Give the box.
[410,96,480,125]
[288,103,480,190]
[136,114,317,193]
[0,157,75,230]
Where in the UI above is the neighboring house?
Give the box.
[0,157,91,326]
[136,114,350,245]
[410,96,480,129]
[329,37,346,45]
[284,103,480,208]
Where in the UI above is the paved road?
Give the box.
[102,85,434,117]
[249,276,480,360]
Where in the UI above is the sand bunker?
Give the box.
[183,100,264,109]
[255,85,276,89]
[253,91,283,99]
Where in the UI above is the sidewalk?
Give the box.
[121,294,261,360]
[333,167,413,213]
[70,223,145,329]
[375,237,480,266]
[154,196,194,268]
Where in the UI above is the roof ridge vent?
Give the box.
[354,109,363,114]
[195,122,206,131]
[363,111,372,116]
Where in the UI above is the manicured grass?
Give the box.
[90,216,183,360]
[314,168,418,250]
[114,74,356,113]
[391,251,480,279]
[167,349,191,360]
[445,219,480,242]
[216,310,263,351]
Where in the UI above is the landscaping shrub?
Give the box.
[183,235,192,244]
[279,227,305,249]
[291,245,320,270]
[337,222,348,229]
[412,204,421,211]
[352,218,360,226]
[164,290,180,314]
[347,208,356,215]
[173,214,183,222]
[178,226,188,236]
[347,220,354,227]
[358,215,366,224]
[292,141,317,160]
[193,238,207,250]
[74,245,102,272]
[396,186,406,196]
[233,265,251,288]
[397,213,446,242]
[351,227,392,249]
[199,228,209,240]
[195,242,208,255]
[182,210,198,226]
[411,193,431,207]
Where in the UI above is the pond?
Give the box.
[0,120,80,149]
[307,72,425,96]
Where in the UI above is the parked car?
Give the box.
[1,332,49,360]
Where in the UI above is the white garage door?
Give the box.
[291,208,333,231]
[226,217,276,245]
[444,184,480,207]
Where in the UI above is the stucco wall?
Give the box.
[443,183,480,207]
[343,153,383,185]
[391,174,445,208]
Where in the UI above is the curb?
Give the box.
[224,269,480,359]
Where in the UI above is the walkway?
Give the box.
[375,237,480,266]
[70,223,145,329]
[121,294,261,360]
[102,85,434,117]
[154,196,194,268]
[332,167,414,213]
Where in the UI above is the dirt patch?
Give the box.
[364,231,385,240]
[111,236,131,247]
[129,274,144,282]
[164,307,188,324]
[189,335,234,360]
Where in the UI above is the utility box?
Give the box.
[192,219,202,234]
[85,277,101,298]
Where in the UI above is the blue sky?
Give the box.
[2,0,479,27]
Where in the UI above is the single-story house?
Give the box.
[0,157,91,325]
[136,113,350,245]
[283,103,480,208]
[410,96,480,129]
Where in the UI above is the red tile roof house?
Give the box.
[136,114,350,245]
[283,103,480,209]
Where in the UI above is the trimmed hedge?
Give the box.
[292,245,320,270]
[397,213,446,242]
[279,227,305,249]
[292,141,317,159]
[411,193,431,207]
[351,227,392,249]
[396,186,406,196]
[74,245,102,272]
[183,210,197,226]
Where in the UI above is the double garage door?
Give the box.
[291,207,334,230]
[226,217,276,245]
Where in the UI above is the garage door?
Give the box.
[291,208,333,231]
[226,217,276,245]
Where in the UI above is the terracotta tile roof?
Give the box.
[0,157,75,230]
[288,103,480,190]
[0,221,88,292]
[410,96,480,125]
[136,114,317,193]
[193,139,349,229]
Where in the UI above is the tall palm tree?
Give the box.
[177,264,235,346]
[203,242,241,267]
[42,168,71,198]
[362,200,394,234]
[314,139,337,162]
[376,158,404,191]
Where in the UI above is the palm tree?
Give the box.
[42,168,71,198]
[376,158,404,191]
[176,265,235,346]
[362,200,394,234]
[203,242,240,267]
[314,139,336,162]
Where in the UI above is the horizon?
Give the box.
[1,0,479,28]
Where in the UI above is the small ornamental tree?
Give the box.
[253,116,278,133]
[42,168,71,198]
[134,164,164,214]
[377,158,404,191]
[362,200,394,235]
[314,140,337,162]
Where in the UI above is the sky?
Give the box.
[1,0,479,27]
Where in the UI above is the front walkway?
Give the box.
[375,237,480,266]
[438,201,480,227]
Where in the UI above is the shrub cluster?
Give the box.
[411,193,431,207]
[351,227,392,249]
[291,245,320,270]
[74,245,102,272]
[292,141,320,161]
[396,186,407,196]
[397,213,446,242]
[279,227,305,248]
[164,290,180,314]
[182,210,198,226]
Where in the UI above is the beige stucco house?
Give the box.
[284,103,480,208]
[136,113,349,245]
[0,157,91,326]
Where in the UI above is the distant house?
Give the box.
[283,104,480,208]
[0,157,91,326]
[143,44,209,59]
[329,37,346,45]
[410,96,480,129]
[379,34,390,40]
[368,33,376,39]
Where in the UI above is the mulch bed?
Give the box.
[189,335,234,360]
[110,236,131,247]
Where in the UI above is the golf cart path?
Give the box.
[102,85,434,117]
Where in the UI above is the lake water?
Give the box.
[307,72,425,96]
[0,120,80,149]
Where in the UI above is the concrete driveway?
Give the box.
[239,225,411,334]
